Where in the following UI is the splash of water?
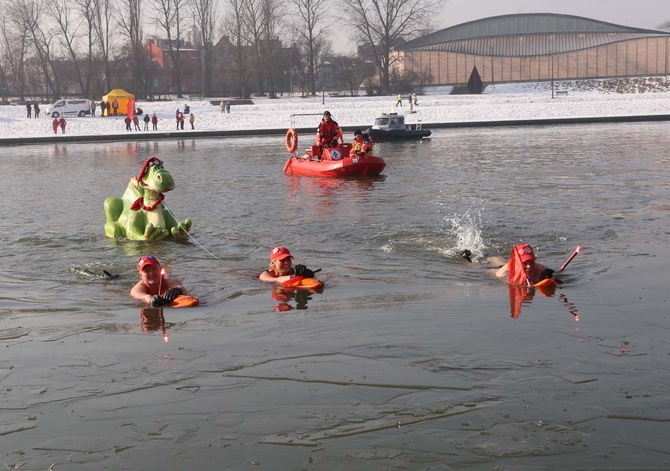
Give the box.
[442,209,487,261]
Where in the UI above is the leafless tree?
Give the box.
[72,0,99,96]
[0,5,30,100]
[330,52,373,95]
[289,0,328,95]
[236,0,285,97]
[148,0,189,97]
[116,0,148,96]
[240,0,266,94]
[10,0,62,98]
[191,0,217,96]
[46,0,94,97]
[341,0,441,93]
[91,0,114,92]
[259,0,286,96]
[222,0,254,97]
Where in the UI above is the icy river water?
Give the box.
[1,122,669,469]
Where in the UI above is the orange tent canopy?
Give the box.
[102,89,135,115]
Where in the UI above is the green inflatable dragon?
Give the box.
[104,157,192,240]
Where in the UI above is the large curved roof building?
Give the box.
[395,13,670,86]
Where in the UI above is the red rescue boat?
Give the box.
[283,128,386,178]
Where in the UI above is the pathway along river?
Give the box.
[1,122,669,469]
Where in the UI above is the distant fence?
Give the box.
[208,98,255,106]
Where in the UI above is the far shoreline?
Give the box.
[2,113,669,146]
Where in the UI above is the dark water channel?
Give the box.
[0,122,669,469]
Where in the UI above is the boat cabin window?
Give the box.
[374,118,389,125]
[390,117,404,125]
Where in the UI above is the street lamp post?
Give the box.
[321,62,325,105]
[551,51,555,99]
[490,46,494,85]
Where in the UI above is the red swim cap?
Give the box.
[514,243,535,263]
[270,246,293,260]
[138,255,160,271]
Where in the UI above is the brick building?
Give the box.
[145,38,201,95]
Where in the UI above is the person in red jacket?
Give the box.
[52,118,59,134]
[58,117,66,134]
[315,111,342,157]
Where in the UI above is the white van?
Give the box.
[46,99,92,118]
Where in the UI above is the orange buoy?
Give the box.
[285,128,298,153]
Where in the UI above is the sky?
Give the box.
[331,0,669,53]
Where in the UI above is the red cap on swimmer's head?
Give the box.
[270,246,293,260]
[514,243,535,263]
[138,255,160,271]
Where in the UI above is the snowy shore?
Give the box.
[1,80,670,141]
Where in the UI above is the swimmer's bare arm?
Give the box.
[259,271,291,283]
[494,261,509,278]
[130,282,153,304]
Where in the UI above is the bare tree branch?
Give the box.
[341,0,441,93]
[148,0,189,97]
[290,0,328,94]
[91,0,114,92]
[191,0,218,96]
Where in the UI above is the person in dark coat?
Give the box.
[26,102,32,118]
[34,103,40,118]
[143,113,150,131]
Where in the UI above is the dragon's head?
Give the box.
[136,157,175,193]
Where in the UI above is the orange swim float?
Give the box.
[169,295,200,308]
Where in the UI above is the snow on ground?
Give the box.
[2,79,670,139]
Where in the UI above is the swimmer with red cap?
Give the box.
[131,255,187,306]
[495,243,556,286]
[258,246,316,283]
